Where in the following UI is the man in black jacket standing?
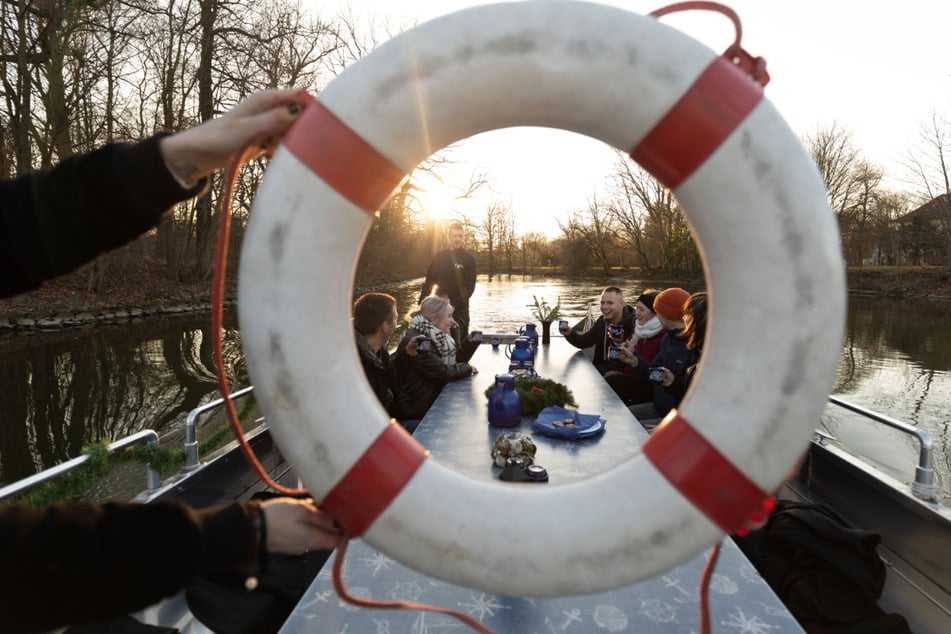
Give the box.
[352,292,419,433]
[418,221,477,337]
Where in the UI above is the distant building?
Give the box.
[894,195,949,266]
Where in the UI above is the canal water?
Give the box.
[1,275,947,498]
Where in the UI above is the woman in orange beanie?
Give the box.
[619,289,707,430]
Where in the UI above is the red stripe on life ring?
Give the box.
[321,423,428,537]
[630,56,764,190]
[283,101,406,214]
[642,410,770,534]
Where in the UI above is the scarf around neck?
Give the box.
[632,316,663,343]
[409,313,457,367]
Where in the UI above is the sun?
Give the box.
[412,171,461,221]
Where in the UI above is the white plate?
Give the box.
[577,419,603,437]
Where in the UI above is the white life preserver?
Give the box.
[238,1,844,596]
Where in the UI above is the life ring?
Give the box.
[238,1,844,596]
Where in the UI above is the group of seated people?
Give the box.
[352,292,478,432]
[563,285,708,430]
[354,284,708,433]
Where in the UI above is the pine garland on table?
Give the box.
[484,375,577,416]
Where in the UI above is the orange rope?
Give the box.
[212,138,306,496]
[212,140,495,632]
[699,541,723,634]
[333,537,495,634]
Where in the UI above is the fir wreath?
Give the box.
[484,375,577,416]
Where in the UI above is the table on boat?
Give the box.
[281,338,804,633]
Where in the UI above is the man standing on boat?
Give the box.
[561,286,634,374]
[419,221,477,337]
[352,292,419,434]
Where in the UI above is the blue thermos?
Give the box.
[506,337,535,373]
[520,323,539,348]
[488,374,522,427]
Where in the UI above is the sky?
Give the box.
[302,1,951,234]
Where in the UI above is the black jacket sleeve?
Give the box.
[0,134,204,299]
[463,251,477,299]
[0,499,256,633]
[419,255,438,303]
[565,316,604,350]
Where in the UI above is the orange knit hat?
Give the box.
[652,288,690,321]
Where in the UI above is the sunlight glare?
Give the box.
[413,173,463,222]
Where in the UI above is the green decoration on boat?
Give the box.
[484,375,577,417]
[530,295,562,323]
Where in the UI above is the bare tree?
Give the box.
[905,111,951,275]
[805,122,890,266]
[478,200,513,277]
[606,151,695,275]
[806,122,864,221]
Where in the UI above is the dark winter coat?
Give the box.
[0,134,201,297]
[355,330,403,419]
[631,329,698,417]
[394,327,474,420]
[564,304,635,373]
[418,248,477,309]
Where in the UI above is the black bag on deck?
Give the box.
[735,500,911,634]
[185,492,330,634]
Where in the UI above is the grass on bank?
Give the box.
[12,395,259,507]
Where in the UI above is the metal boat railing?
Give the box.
[183,385,256,470]
[0,386,258,502]
[823,395,939,503]
[0,430,162,501]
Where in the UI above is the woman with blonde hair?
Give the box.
[395,295,478,419]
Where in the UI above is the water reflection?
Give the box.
[0,314,245,484]
[826,296,951,493]
[2,277,947,497]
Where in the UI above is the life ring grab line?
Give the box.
[315,1,718,175]
[239,0,844,597]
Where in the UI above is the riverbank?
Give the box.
[845,266,951,300]
[2,263,948,326]
[0,259,235,330]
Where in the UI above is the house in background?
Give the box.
[894,194,949,266]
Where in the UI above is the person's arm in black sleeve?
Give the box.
[0,499,255,634]
[0,136,202,299]
[419,256,437,304]
[564,317,601,350]
[456,334,480,362]
[465,251,477,299]
[1,88,310,300]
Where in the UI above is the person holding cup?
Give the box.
[395,295,479,420]
[562,286,634,375]
[623,290,708,430]
[604,290,666,404]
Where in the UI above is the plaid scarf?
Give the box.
[409,313,457,367]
